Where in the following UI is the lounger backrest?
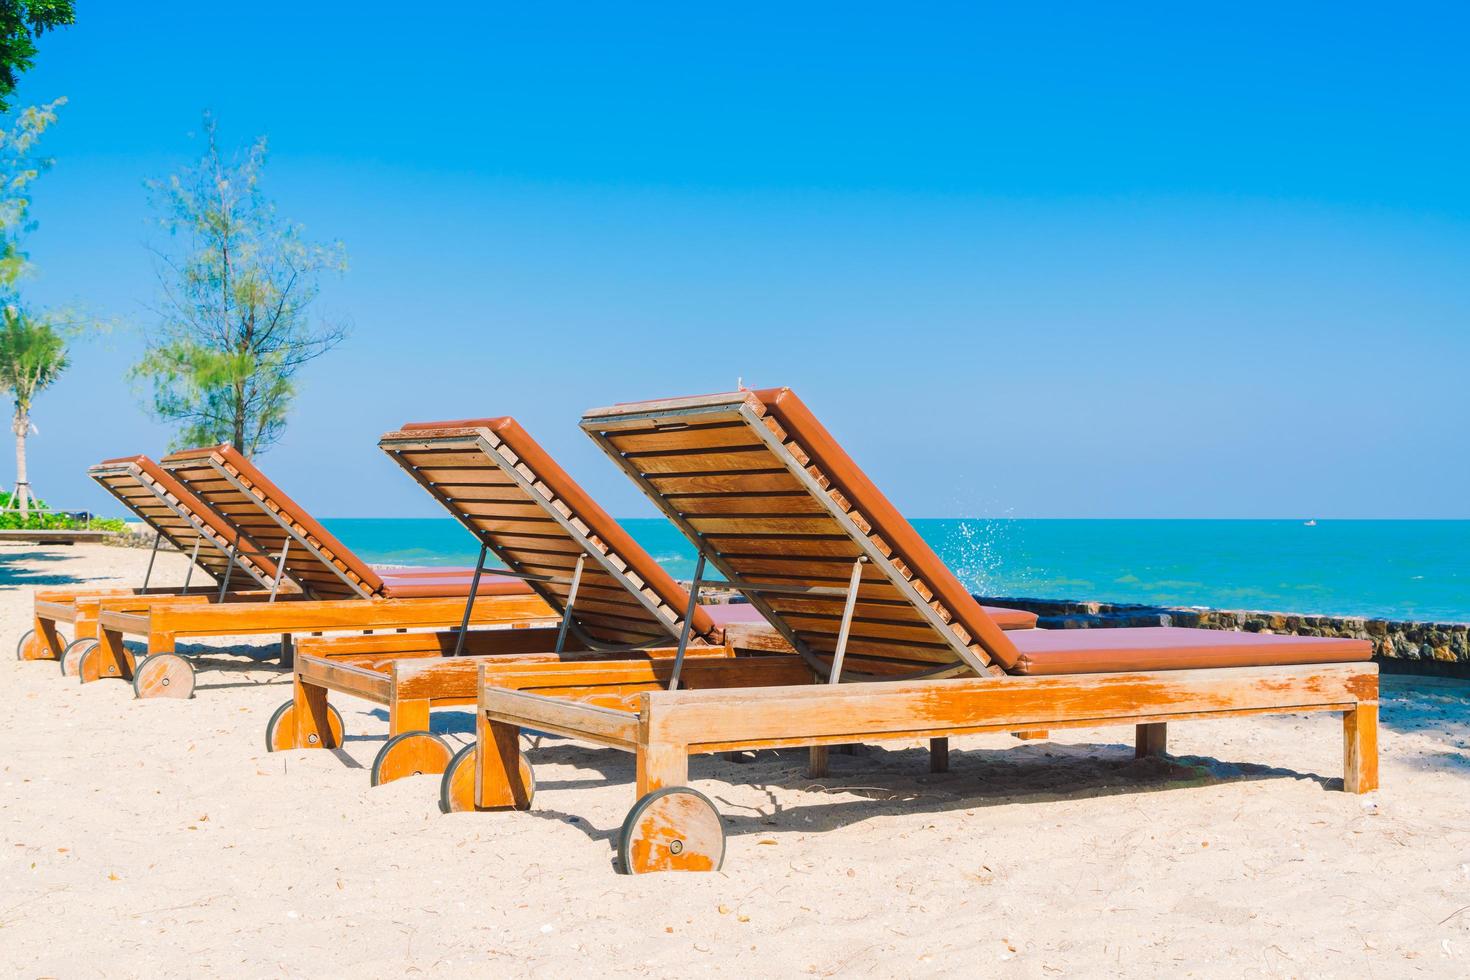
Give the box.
[161,444,386,601]
[581,388,1022,677]
[380,418,718,649]
[88,455,279,589]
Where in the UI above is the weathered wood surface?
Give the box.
[580,398,1001,678]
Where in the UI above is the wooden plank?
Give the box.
[687,516,848,536]
[295,656,393,702]
[646,472,805,495]
[607,425,761,453]
[710,537,863,559]
[479,686,640,747]
[100,594,553,639]
[670,494,827,516]
[641,664,1378,749]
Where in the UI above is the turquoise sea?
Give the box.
[323,518,1470,624]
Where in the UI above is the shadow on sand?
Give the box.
[0,548,89,588]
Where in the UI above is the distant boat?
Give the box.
[1303,520,1317,526]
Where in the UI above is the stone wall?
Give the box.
[977,595,1470,673]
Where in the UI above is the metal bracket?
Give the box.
[451,543,490,658]
[827,557,868,683]
[141,530,163,590]
[216,543,236,601]
[182,537,202,593]
[268,538,291,602]
[553,555,587,655]
[666,554,708,691]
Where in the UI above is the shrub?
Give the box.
[0,489,126,531]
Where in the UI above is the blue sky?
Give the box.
[14,2,1470,519]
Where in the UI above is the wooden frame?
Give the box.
[20,454,283,665]
[88,592,556,693]
[269,416,755,788]
[442,389,1381,874]
[280,630,738,763]
[471,657,1378,870]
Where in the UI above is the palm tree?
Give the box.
[0,305,68,519]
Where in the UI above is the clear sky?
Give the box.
[14,2,1470,520]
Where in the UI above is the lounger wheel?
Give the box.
[371,731,453,786]
[264,700,345,751]
[617,787,725,874]
[75,640,118,683]
[132,653,195,700]
[16,628,53,661]
[439,743,536,814]
[59,638,95,676]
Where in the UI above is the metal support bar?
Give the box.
[268,538,291,602]
[667,553,707,692]
[181,537,202,593]
[216,544,236,601]
[141,530,163,590]
[827,557,868,684]
[451,543,490,658]
[553,554,586,655]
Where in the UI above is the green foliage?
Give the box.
[0,489,124,530]
[0,1,73,113]
[0,303,67,424]
[0,96,61,291]
[132,115,347,456]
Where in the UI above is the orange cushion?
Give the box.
[1007,627,1372,676]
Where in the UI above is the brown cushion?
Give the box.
[378,572,535,599]
[700,601,1036,631]
[1007,627,1372,676]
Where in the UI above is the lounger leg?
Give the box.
[279,633,294,669]
[32,614,62,660]
[474,719,533,809]
[1343,702,1379,793]
[637,742,690,796]
[1012,730,1048,741]
[929,737,949,773]
[807,745,829,778]
[292,672,340,749]
[73,611,99,644]
[389,698,431,737]
[85,627,135,683]
[1135,723,1168,758]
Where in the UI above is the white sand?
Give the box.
[2,543,1469,977]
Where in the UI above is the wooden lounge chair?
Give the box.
[460,388,1377,873]
[279,415,1045,800]
[20,455,285,673]
[86,444,554,699]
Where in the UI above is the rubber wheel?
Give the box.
[264,699,345,752]
[59,638,96,677]
[617,786,725,874]
[371,730,453,786]
[76,640,120,683]
[439,743,535,814]
[15,631,37,664]
[132,653,196,700]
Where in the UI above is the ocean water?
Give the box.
[323,517,1470,624]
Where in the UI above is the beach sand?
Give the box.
[2,543,1469,977]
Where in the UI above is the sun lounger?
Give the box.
[280,416,1042,802]
[20,455,286,672]
[86,444,553,699]
[462,388,1376,873]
